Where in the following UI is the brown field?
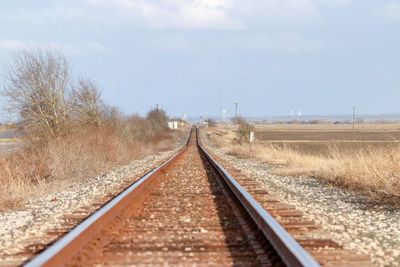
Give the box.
[256,141,400,156]
[206,123,400,199]
[255,128,400,156]
[256,130,400,141]
[253,123,400,130]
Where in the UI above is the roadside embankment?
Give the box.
[0,147,181,266]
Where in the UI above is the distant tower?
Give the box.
[298,110,302,117]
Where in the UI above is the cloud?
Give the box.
[270,31,324,54]
[148,35,198,52]
[41,5,85,20]
[143,31,324,55]
[315,0,352,8]
[235,0,319,23]
[0,39,28,50]
[0,5,84,23]
[82,0,354,28]
[212,32,324,54]
[383,2,400,21]
[81,0,243,29]
[0,0,355,30]
[0,39,109,56]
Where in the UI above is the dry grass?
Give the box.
[209,127,400,198]
[0,126,185,210]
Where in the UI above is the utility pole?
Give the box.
[352,106,356,130]
[235,102,239,119]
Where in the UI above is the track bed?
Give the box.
[71,132,280,266]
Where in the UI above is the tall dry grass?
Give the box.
[212,133,400,198]
[0,125,184,210]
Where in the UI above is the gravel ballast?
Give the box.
[203,137,400,267]
[0,149,179,266]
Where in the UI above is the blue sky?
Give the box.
[0,0,399,118]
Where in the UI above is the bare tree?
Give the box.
[124,115,153,141]
[71,78,104,127]
[2,48,71,139]
[147,107,168,132]
[102,104,123,129]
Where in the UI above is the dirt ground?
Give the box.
[252,124,400,155]
[211,123,400,155]
[256,130,400,141]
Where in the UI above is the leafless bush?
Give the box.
[71,78,104,127]
[147,107,169,133]
[232,117,254,144]
[102,105,123,129]
[206,118,217,127]
[124,115,153,141]
[2,48,71,139]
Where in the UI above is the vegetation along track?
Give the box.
[25,128,321,266]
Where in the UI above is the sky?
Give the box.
[0,0,399,119]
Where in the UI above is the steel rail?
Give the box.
[24,130,192,267]
[197,129,321,267]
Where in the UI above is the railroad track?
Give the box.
[25,128,321,266]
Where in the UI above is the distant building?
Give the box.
[168,121,179,130]
[168,117,188,129]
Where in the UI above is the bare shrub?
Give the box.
[206,118,217,127]
[71,78,104,127]
[232,117,254,145]
[47,128,142,181]
[147,107,168,132]
[0,147,50,209]
[2,48,71,139]
[102,105,124,130]
[124,115,153,141]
